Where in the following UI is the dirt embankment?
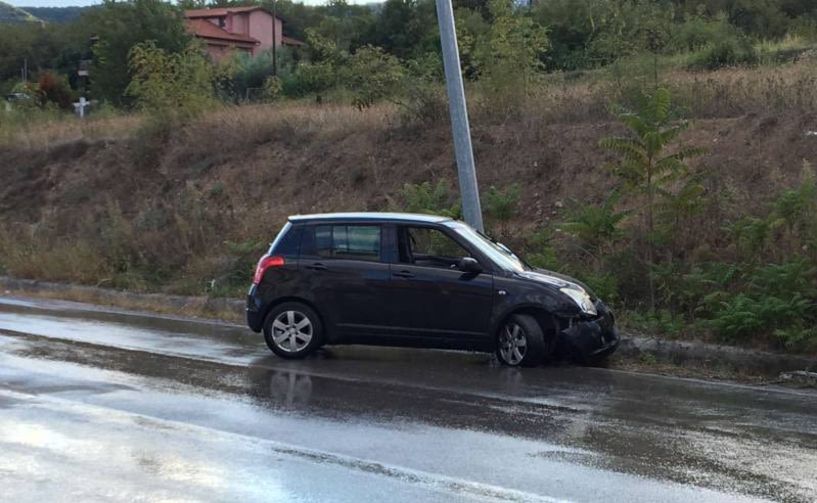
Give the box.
[3,107,817,238]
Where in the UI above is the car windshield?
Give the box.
[446,221,530,272]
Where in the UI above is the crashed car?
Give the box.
[247,212,619,366]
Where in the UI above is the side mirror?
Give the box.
[458,256,482,273]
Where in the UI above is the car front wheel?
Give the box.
[263,302,323,359]
[496,314,549,367]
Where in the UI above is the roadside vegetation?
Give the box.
[2,0,817,353]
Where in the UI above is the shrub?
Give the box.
[397,53,447,125]
[126,41,214,119]
[523,228,559,270]
[624,308,685,337]
[559,192,629,262]
[688,35,758,70]
[396,180,461,217]
[702,260,817,348]
[483,184,520,238]
[229,47,296,102]
[284,61,338,97]
[344,45,404,110]
[37,71,74,110]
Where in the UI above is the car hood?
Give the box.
[514,269,595,298]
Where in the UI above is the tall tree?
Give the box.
[365,0,438,60]
[88,0,191,106]
[600,87,702,310]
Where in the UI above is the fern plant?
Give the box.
[483,184,521,239]
[600,87,703,309]
[397,180,461,218]
[560,192,630,269]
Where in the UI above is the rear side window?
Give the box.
[313,225,381,261]
[269,224,301,257]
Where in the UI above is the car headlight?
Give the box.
[559,286,597,316]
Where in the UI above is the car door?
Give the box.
[299,223,392,337]
[387,224,493,339]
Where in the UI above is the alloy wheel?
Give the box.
[499,322,527,365]
[271,310,313,353]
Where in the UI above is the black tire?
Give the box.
[263,302,324,359]
[495,314,551,367]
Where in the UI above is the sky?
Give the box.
[8,0,101,5]
[5,0,91,6]
[8,0,374,7]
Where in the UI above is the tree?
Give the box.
[0,23,64,90]
[600,87,702,309]
[37,70,74,109]
[126,40,213,118]
[457,0,548,111]
[344,45,404,110]
[262,0,325,41]
[307,0,374,54]
[365,0,438,60]
[89,0,191,106]
[472,0,548,74]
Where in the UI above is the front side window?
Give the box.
[398,226,470,269]
[446,221,528,272]
[314,225,381,261]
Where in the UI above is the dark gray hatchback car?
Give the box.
[247,212,618,367]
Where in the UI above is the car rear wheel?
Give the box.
[263,302,323,359]
[496,314,550,367]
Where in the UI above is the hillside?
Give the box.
[20,5,87,23]
[3,55,817,352]
[1,104,815,276]
[0,1,39,23]
[3,111,813,223]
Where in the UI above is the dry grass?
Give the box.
[0,226,110,284]
[202,102,395,135]
[3,59,816,150]
[515,58,817,124]
[2,112,142,150]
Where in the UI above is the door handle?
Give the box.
[305,262,327,271]
[393,270,415,278]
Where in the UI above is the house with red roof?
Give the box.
[184,6,304,61]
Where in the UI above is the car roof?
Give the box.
[288,212,453,224]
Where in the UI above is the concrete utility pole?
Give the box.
[271,0,278,76]
[434,0,484,231]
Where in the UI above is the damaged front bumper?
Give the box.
[557,302,619,360]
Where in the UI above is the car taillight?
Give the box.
[253,255,285,285]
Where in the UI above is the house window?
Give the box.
[218,17,226,28]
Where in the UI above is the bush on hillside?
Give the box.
[126,41,214,119]
[344,45,404,110]
[688,35,759,70]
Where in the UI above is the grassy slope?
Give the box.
[2,107,815,238]
[1,61,817,296]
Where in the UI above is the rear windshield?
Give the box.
[269,223,301,257]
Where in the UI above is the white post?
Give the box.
[73,97,88,118]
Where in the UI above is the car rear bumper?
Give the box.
[246,289,264,333]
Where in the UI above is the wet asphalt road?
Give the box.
[0,297,816,503]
